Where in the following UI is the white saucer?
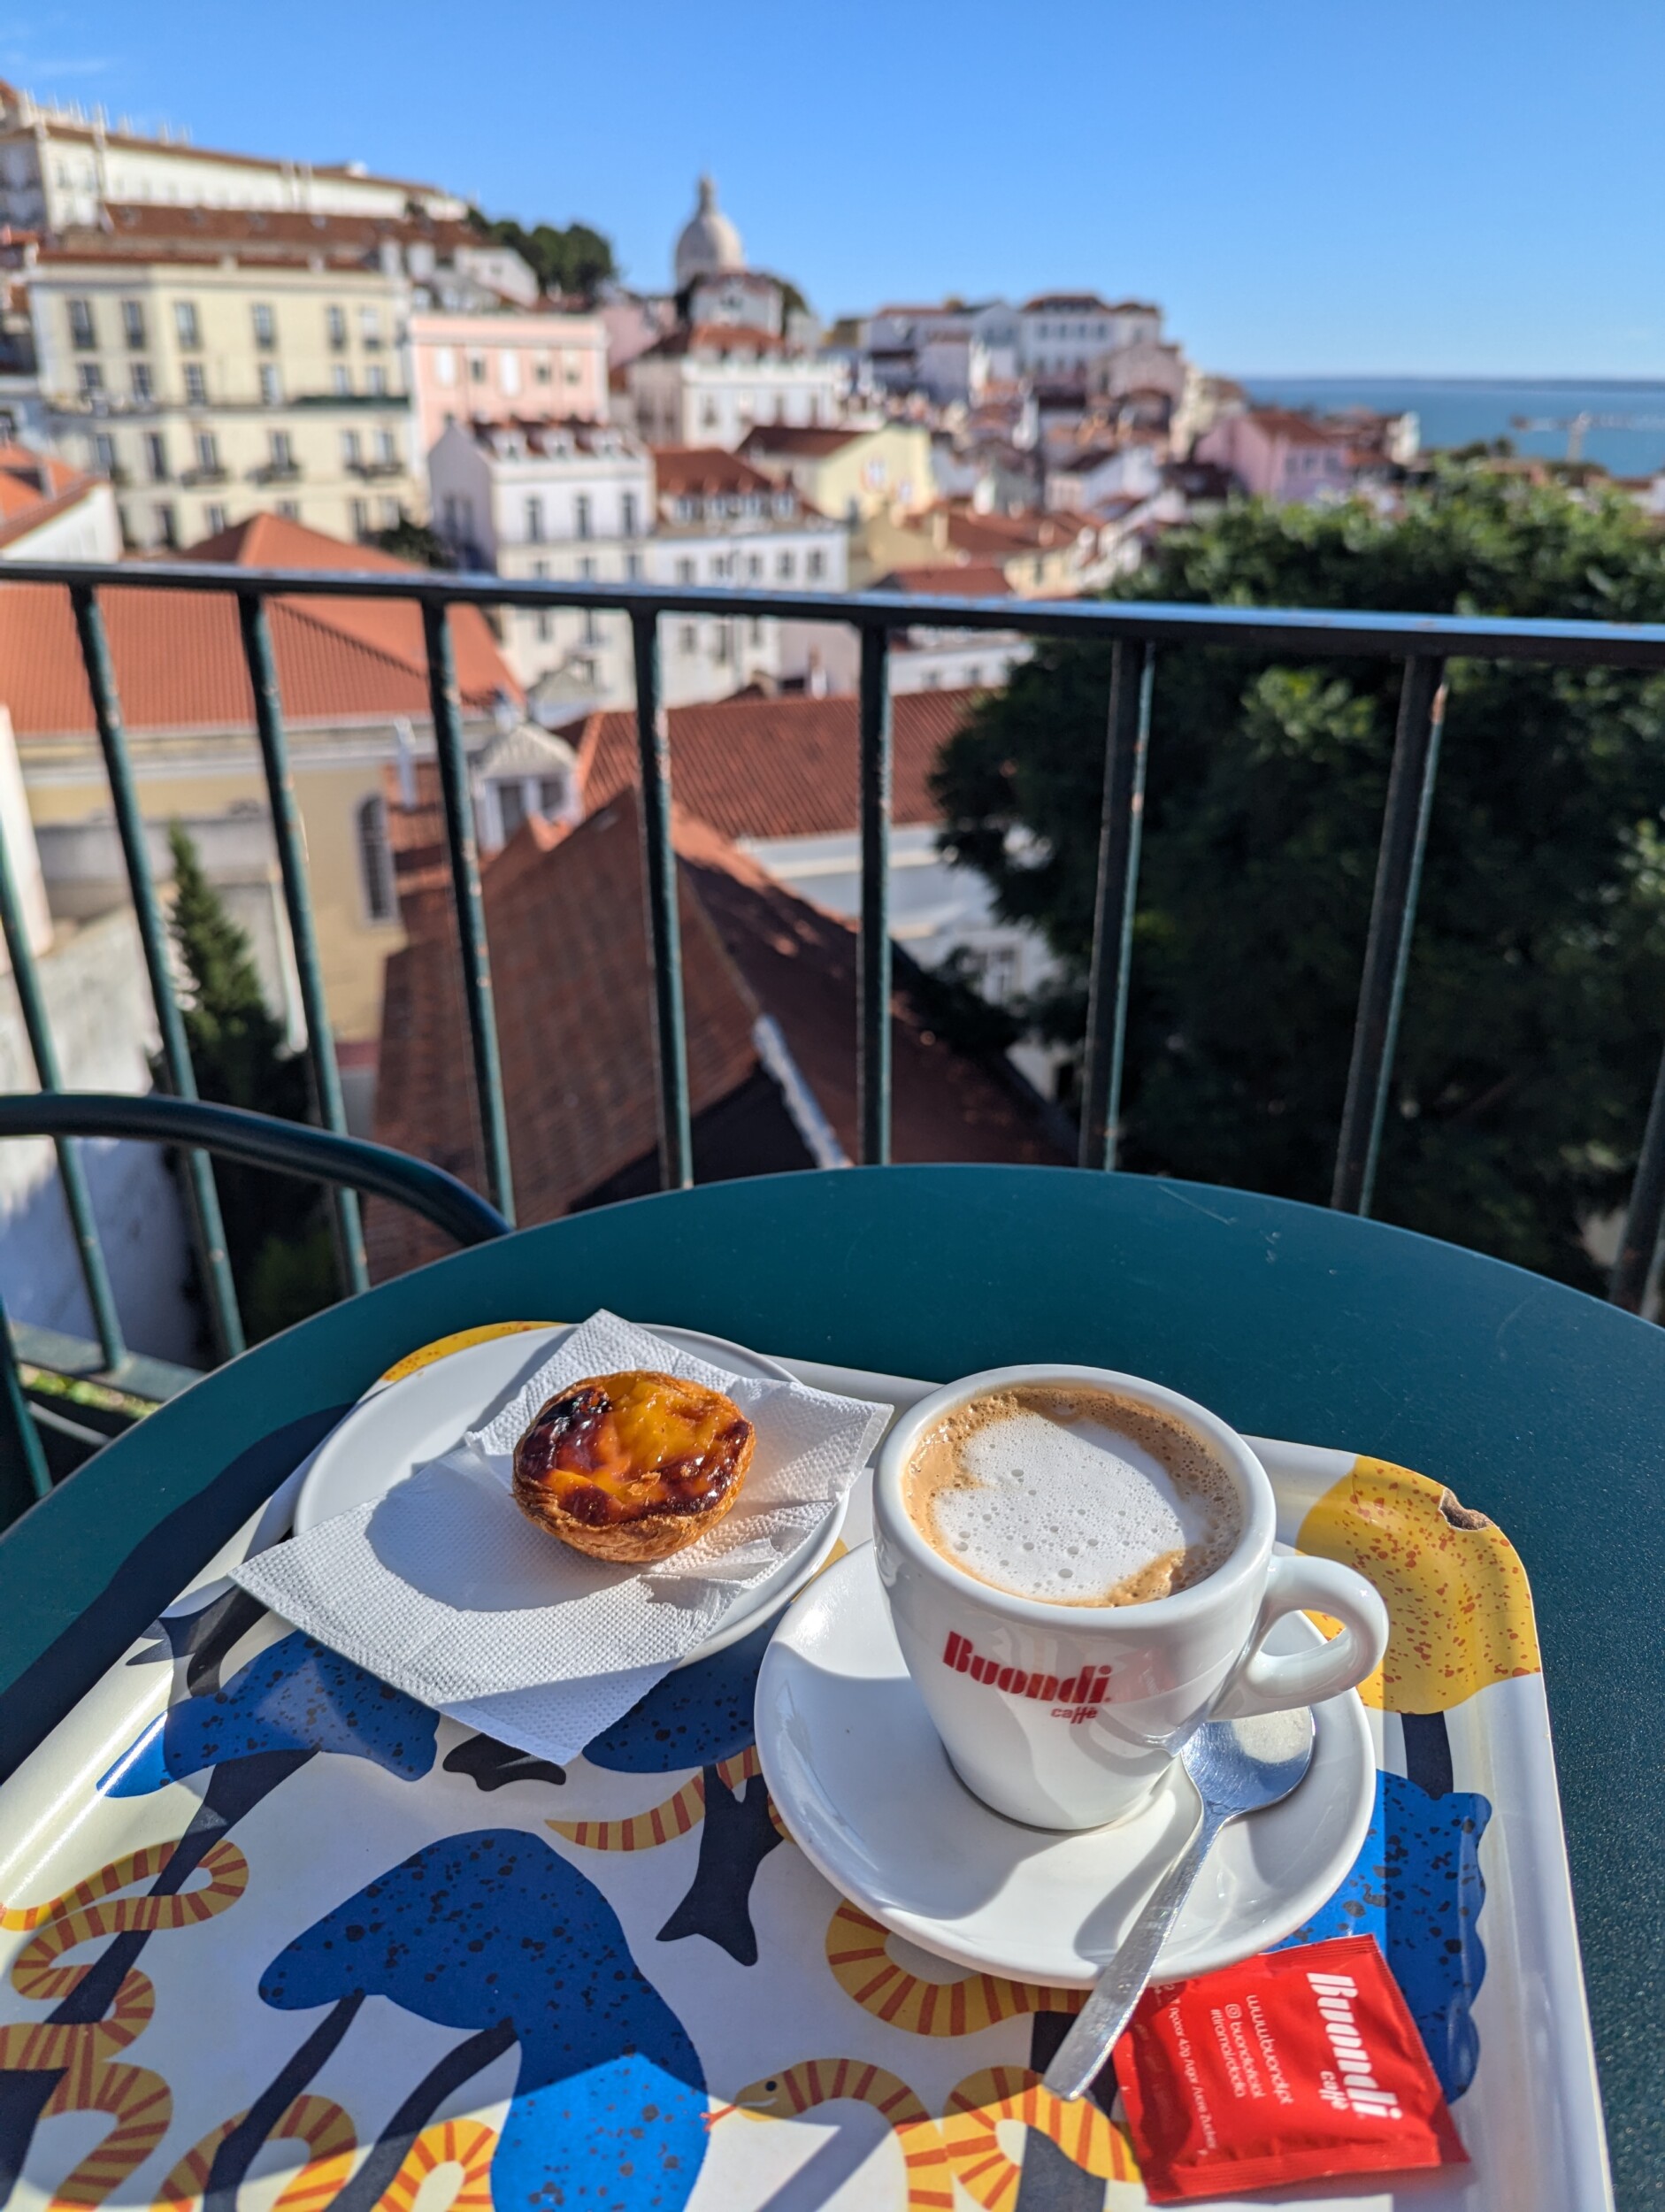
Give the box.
[756,1542,1376,1986]
[295,1324,847,1667]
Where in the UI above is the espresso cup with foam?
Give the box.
[872,1365,1388,1830]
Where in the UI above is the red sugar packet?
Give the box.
[1113,1933,1469,2201]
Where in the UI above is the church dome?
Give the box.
[674,174,745,291]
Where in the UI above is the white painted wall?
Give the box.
[0,905,196,1362]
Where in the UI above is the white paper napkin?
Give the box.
[232,1312,888,1763]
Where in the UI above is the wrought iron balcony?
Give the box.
[4,551,1665,1492]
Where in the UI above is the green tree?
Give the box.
[931,467,1665,1290]
[367,515,453,569]
[165,825,336,1340]
[467,208,617,301]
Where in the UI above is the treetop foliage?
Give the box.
[931,466,1665,1290]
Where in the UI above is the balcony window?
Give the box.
[274,498,300,520]
[469,355,486,385]
[129,361,152,403]
[679,623,697,652]
[350,496,371,538]
[583,610,601,647]
[203,502,228,534]
[144,432,169,482]
[621,491,638,537]
[174,300,200,349]
[333,365,351,397]
[67,297,96,349]
[184,364,207,405]
[252,302,275,349]
[155,502,177,548]
[359,305,381,350]
[701,398,719,429]
[78,362,103,398]
[713,628,731,664]
[121,300,145,350]
[196,430,219,473]
[777,549,795,580]
[341,429,362,467]
[357,795,395,923]
[574,495,592,541]
[270,429,295,471]
[525,496,544,542]
[534,356,551,385]
[258,363,280,405]
[748,553,763,579]
[92,433,116,476]
[377,429,396,465]
[326,304,347,350]
[807,549,826,580]
[366,365,387,396]
[675,557,694,584]
[626,551,643,580]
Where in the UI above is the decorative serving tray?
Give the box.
[0,1328,1612,2212]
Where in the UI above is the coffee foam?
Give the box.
[903,1386,1241,1607]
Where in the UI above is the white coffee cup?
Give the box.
[872,1364,1388,1830]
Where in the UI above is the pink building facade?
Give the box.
[407,310,610,457]
[1193,409,1354,505]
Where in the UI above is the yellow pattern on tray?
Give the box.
[1297,1455,1541,1710]
[725,2061,954,2211]
[0,1840,248,2212]
[550,1747,778,1849]
[379,1321,554,1385]
[825,1901,1084,2036]
[941,2065,1139,2206]
[152,2095,356,2212]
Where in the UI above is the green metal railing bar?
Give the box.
[68,584,244,1360]
[18,557,1665,668]
[858,629,894,1166]
[0,1094,510,1248]
[1331,657,1449,1217]
[421,601,515,1223]
[0,1289,49,1515]
[1078,642,1155,1172]
[1611,1047,1665,1310]
[0,824,125,1371]
[236,593,368,1294]
[630,611,693,1190]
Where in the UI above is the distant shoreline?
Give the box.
[1234,374,1665,390]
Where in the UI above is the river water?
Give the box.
[1240,376,1665,480]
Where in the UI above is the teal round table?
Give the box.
[0,1165,1659,2200]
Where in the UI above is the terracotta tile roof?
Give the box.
[940,506,1086,558]
[1022,292,1115,313]
[0,516,517,738]
[876,563,1012,598]
[0,443,84,510]
[367,797,1063,1278]
[1243,408,1348,448]
[639,324,802,361]
[91,203,477,255]
[651,445,783,497]
[737,425,863,459]
[575,687,978,837]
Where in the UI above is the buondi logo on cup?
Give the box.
[940,1631,1112,1724]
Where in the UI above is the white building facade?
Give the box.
[429,419,652,710]
[0,81,463,233]
[1019,295,1163,382]
[628,326,847,451]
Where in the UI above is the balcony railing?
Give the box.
[4,554,1665,1420]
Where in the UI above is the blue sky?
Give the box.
[5,0,1661,377]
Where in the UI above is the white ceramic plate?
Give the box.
[295,1324,848,1665]
[756,1540,1376,1986]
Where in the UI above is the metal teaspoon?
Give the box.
[1043,1707,1317,2102]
